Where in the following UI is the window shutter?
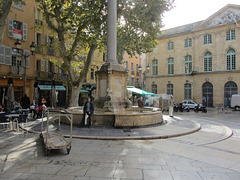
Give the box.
[46,60,49,72]
[22,23,27,41]
[5,46,12,65]
[0,45,5,64]
[59,62,62,74]
[41,59,44,71]
[46,35,49,44]
[41,33,44,45]
[24,50,30,67]
[8,18,13,38]
[54,65,57,73]
[18,2,23,9]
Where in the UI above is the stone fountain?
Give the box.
[62,0,162,127]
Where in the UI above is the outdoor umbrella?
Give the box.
[33,82,39,104]
[51,81,57,108]
[5,80,15,111]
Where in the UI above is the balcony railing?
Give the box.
[47,48,55,56]
[35,45,43,53]
[11,66,23,75]
[35,19,43,26]
[36,71,68,81]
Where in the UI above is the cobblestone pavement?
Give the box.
[0,111,240,179]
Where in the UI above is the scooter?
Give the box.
[194,104,207,113]
[174,103,190,112]
[182,105,190,112]
[174,103,179,112]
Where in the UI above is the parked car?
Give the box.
[231,94,240,111]
[182,100,200,109]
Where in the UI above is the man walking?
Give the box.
[168,95,174,117]
[138,97,144,112]
[82,97,94,128]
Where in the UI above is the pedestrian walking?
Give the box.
[169,95,174,117]
[82,97,94,128]
[138,97,144,112]
[30,100,37,118]
[20,94,30,109]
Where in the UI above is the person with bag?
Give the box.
[81,97,94,128]
[137,97,144,112]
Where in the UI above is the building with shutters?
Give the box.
[145,4,240,107]
[0,0,35,104]
[123,52,141,87]
[0,1,105,107]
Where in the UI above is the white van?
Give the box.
[231,94,240,111]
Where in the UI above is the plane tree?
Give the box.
[37,0,174,107]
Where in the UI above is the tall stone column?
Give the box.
[94,0,131,112]
[107,0,117,64]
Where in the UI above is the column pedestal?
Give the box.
[94,63,132,113]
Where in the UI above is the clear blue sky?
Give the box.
[162,0,240,29]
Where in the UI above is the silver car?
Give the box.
[182,100,199,109]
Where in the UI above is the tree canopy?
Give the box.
[37,0,174,107]
[117,0,174,60]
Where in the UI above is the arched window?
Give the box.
[168,58,174,75]
[224,81,238,106]
[152,59,158,76]
[167,84,173,95]
[184,83,191,100]
[202,82,213,107]
[204,52,212,72]
[152,84,157,94]
[185,55,192,74]
[226,49,236,70]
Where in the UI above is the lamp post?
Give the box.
[138,64,150,89]
[15,39,36,95]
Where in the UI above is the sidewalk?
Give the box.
[25,115,201,140]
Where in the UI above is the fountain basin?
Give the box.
[60,108,163,127]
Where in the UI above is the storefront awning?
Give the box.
[38,85,66,91]
[80,90,90,94]
[127,86,155,97]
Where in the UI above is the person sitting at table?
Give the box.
[0,104,4,112]
[30,100,37,118]
[12,101,22,113]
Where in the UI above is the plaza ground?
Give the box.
[0,110,240,179]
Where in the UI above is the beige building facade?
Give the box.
[123,52,141,87]
[145,4,240,107]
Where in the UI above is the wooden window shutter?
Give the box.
[54,64,58,73]
[46,35,49,44]
[46,60,49,72]
[5,46,12,65]
[8,18,13,38]
[59,62,62,74]
[0,45,5,64]
[22,23,27,41]
[41,33,44,45]
[41,59,44,71]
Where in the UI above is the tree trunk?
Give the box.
[0,0,13,44]
[68,85,81,107]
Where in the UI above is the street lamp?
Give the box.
[138,64,150,89]
[14,39,36,95]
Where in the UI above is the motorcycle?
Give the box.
[174,103,179,112]
[174,103,190,112]
[194,103,207,113]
